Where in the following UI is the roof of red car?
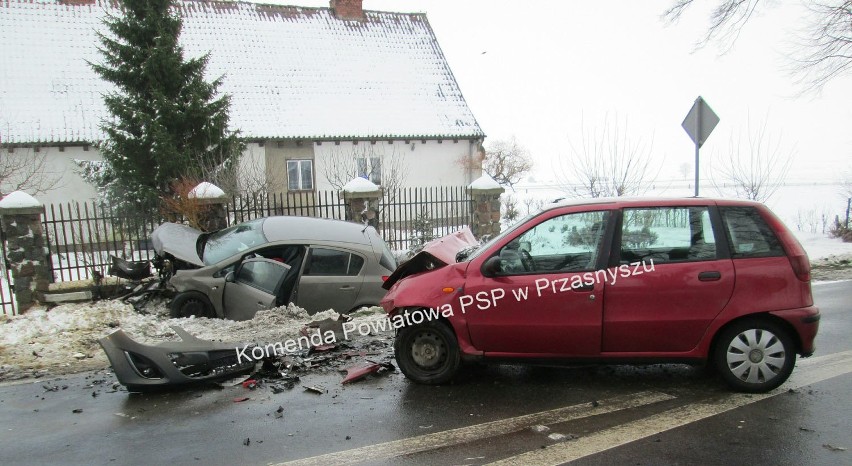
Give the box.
[545,196,765,211]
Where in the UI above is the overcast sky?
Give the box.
[279,0,851,184]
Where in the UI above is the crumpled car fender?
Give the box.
[99,326,256,392]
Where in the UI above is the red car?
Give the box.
[381,198,819,392]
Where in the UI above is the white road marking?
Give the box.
[273,391,676,466]
[488,350,852,465]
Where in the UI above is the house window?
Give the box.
[357,157,382,185]
[287,159,313,191]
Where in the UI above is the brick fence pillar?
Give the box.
[0,191,53,312]
[467,175,505,241]
[342,177,381,229]
[189,182,229,232]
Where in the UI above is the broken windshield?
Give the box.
[201,219,268,265]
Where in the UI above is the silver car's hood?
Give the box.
[151,223,204,266]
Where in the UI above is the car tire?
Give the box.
[170,291,216,319]
[714,319,795,393]
[394,317,461,385]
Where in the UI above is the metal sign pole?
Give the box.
[681,96,719,199]
[695,99,701,197]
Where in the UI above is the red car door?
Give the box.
[463,209,613,356]
[602,205,735,353]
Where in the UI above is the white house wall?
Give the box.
[3,139,483,206]
[1,146,102,207]
[311,140,482,192]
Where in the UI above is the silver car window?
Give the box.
[202,219,267,265]
[304,248,363,276]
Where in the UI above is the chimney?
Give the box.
[330,0,364,21]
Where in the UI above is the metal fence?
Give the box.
[0,186,471,315]
[0,243,15,315]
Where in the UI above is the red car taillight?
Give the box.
[762,207,811,283]
[789,254,810,282]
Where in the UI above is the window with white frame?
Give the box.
[356,156,382,185]
[287,159,313,191]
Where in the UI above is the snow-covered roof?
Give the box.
[0,0,484,145]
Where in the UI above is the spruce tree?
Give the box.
[90,0,242,207]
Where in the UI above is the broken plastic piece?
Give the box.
[98,326,257,392]
[304,385,325,394]
[311,344,336,352]
[341,362,381,384]
[233,397,250,403]
[340,361,396,384]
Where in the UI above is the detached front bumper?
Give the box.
[99,327,256,392]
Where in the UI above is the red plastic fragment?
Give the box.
[340,362,382,384]
[233,397,250,403]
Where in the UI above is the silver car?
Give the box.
[151,216,397,320]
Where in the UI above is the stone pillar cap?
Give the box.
[343,177,379,193]
[0,191,42,213]
[343,177,381,198]
[467,174,504,194]
[188,182,227,199]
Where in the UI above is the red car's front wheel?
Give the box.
[395,317,461,384]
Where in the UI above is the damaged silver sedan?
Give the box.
[151,216,396,320]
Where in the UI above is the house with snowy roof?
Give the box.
[0,0,485,205]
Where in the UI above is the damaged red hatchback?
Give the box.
[381,198,820,392]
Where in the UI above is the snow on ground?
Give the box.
[793,231,852,262]
[0,300,388,381]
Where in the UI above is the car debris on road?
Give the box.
[99,320,396,392]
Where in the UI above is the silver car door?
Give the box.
[297,247,365,314]
[222,258,290,321]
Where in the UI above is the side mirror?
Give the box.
[225,271,235,283]
[482,256,502,277]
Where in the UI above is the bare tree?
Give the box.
[710,117,794,202]
[0,147,62,197]
[664,0,763,52]
[679,162,692,179]
[321,144,408,193]
[200,151,286,198]
[482,137,533,189]
[664,0,852,91]
[556,114,659,198]
[838,169,852,230]
[793,2,852,91]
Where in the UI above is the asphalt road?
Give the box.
[0,281,850,466]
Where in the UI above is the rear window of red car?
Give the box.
[719,206,785,258]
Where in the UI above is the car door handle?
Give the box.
[698,271,721,281]
[340,285,355,291]
[571,283,594,292]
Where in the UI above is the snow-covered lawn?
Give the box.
[793,231,852,262]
